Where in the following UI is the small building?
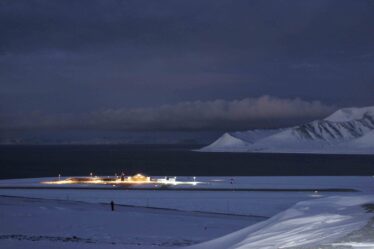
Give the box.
[127,173,151,182]
[157,177,176,184]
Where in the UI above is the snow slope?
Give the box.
[200,106,374,154]
[203,133,251,151]
[186,195,374,249]
[325,106,374,122]
[350,130,374,149]
[200,129,281,152]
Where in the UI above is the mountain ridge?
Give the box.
[200,106,374,154]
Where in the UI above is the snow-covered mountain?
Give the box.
[200,106,374,154]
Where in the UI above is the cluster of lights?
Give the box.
[42,173,200,186]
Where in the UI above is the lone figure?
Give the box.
[110,200,115,211]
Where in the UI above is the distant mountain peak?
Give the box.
[208,133,249,148]
[324,106,374,122]
[200,106,374,154]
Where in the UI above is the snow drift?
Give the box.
[200,106,374,154]
[185,195,374,249]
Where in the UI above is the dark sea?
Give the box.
[0,145,374,179]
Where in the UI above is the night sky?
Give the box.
[0,0,373,133]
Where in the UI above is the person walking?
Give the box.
[110,200,115,211]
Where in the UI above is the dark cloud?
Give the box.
[1,96,335,131]
[1,0,373,56]
[0,0,373,132]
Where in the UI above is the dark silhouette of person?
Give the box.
[110,201,114,211]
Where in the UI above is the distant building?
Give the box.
[127,174,150,182]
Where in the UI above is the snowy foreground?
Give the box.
[0,196,260,249]
[186,195,374,249]
[1,176,374,248]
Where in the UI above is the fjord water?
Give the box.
[0,145,373,179]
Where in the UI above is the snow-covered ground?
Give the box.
[0,196,260,249]
[186,195,374,249]
[1,176,373,217]
[1,176,374,248]
[0,188,336,217]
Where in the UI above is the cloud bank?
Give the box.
[1,96,336,131]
